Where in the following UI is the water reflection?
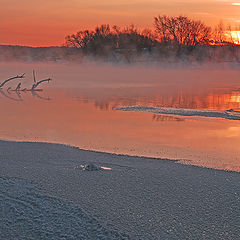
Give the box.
[71,87,240,112]
[152,114,185,122]
[2,86,240,111]
[0,89,22,102]
[0,86,240,172]
[0,89,51,102]
[31,90,51,101]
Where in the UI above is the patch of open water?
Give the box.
[0,62,240,171]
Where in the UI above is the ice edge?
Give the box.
[113,106,240,120]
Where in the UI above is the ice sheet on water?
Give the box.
[113,106,240,120]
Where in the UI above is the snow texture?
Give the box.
[113,106,240,120]
[0,177,128,240]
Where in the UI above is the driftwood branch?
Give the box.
[31,78,52,90]
[0,73,25,88]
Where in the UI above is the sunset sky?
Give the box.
[1,0,240,46]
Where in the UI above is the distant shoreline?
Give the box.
[0,44,240,64]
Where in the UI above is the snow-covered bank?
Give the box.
[113,106,240,120]
[0,177,126,240]
[0,140,240,239]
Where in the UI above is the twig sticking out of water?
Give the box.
[31,78,52,90]
[31,70,52,90]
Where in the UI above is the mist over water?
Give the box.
[0,61,240,171]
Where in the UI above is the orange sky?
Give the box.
[1,0,240,46]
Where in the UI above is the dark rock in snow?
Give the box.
[81,163,101,171]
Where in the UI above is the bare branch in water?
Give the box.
[0,73,25,88]
[31,78,52,90]
[33,70,36,83]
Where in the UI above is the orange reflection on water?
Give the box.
[0,87,240,172]
[76,87,240,111]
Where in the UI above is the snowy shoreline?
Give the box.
[113,106,240,121]
[0,140,240,239]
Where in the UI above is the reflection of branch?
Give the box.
[0,88,52,102]
[31,90,51,101]
[0,89,22,102]
[15,82,21,91]
[15,90,22,99]
[0,73,25,88]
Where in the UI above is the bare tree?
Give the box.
[226,24,234,44]
[235,25,240,44]
[214,21,225,44]
[65,30,93,48]
[65,24,155,54]
[154,15,211,46]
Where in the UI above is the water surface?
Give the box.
[0,62,240,171]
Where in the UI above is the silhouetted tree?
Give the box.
[154,15,211,46]
[65,30,93,49]
[65,24,156,55]
[226,25,234,44]
[214,21,225,44]
[63,17,240,62]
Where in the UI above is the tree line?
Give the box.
[65,24,156,54]
[64,15,239,56]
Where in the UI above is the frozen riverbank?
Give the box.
[0,177,126,240]
[113,106,240,121]
[0,140,240,239]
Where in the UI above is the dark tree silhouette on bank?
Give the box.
[62,15,240,62]
[154,15,211,46]
[65,24,156,55]
[65,30,94,49]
